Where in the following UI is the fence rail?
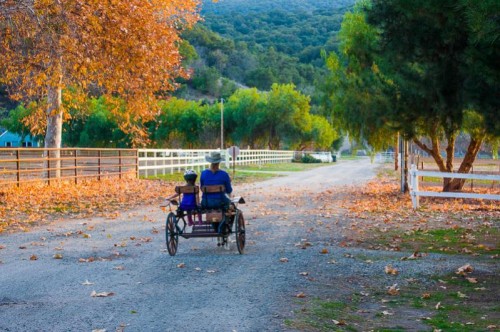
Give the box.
[138,149,295,177]
[409,164,500,209]
[0,148,304,186]
[0,148,138,186]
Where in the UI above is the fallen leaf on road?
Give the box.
[279,257,289,263]
[91,291,114,297]
[30,254,38,261]
[79,257,95,263]
[456,264,474,275]
[387,284,400,296]
[466,277,478,284]
[385,265,398,275]
[295,292,306,298]
[177,263,185,268]
[53,253,63,259]
[299,272,309,276]
[113,266,125,270]
[332,319,346,326]
[401,251,422,260]
[422,293,431,299]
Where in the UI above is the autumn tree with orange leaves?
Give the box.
[0,0,200,151]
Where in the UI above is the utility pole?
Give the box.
[220,98,224,150]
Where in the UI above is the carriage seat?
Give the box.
[174,185,200,211]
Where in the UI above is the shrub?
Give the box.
[301,154,321,163]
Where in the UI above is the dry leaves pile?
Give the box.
[333,178,499,246]
[0,178,175,233]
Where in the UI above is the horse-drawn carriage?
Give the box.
[162,184,246,256]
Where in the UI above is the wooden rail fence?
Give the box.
[0,148,138,186]
[1,148,332,186]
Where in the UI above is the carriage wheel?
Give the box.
[235,210,245,254]
[165,212,179,256]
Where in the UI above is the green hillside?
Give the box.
[177,0,355,96]
[202,0,354,61]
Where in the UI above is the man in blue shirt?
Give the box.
[200,151,232,209]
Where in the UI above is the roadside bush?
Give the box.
[301,154,321,163]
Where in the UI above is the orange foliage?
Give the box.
[0,0,201,145]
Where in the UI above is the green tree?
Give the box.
[290,114,337,151]
[63,96,129,148]
[224,88,267,148]
[323,10,394,152]
[326,1,499,191]
[153,98,204,148]
[367,0,499,191]
[1,104,40,140]
[265,83,312,149]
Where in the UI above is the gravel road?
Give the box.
[0,159,494,331]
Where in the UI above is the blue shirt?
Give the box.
[200,169,232,208]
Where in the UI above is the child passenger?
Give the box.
[166,169,202,226]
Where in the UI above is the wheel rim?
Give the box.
[166,213,178,256]
[236,211,245,254]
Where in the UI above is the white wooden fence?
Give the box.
[138,149,295,177]
[375,152,397,163]
[409,164,500,209]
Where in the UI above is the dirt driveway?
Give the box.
[0,159,497,331]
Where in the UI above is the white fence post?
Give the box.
[410,164,419,209]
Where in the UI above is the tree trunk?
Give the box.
[394,133,399,171]
[413,134,447,172]
[45,84,63,178]
[443,137,484,191]
[414,134,485,192]
[268,127,279,150]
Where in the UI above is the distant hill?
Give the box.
[177,0,355,97]
[202,0,355,62]
[202,0,354,14]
